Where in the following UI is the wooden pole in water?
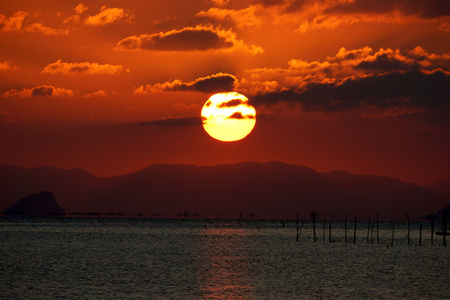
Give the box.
[431,211,434,246]
[323,214,326,243]
[299,221,304,239]
[407,213,410,245]
[329,221,332,243]
[345,214,347,243]
[443,209,447,247]
[296,212,299,241]
[367,217,371,243]
[313,213,316,242]
[391,223,395,247]
[376,212,379,244]
[419,223,422,246]
[353,215,357,244]
[371,224,374,244]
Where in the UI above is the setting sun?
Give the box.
[201,92,256,142]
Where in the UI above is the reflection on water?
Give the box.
[199,228,254,299]
[0,217,448,299]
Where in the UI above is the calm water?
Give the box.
[0,217,448,299]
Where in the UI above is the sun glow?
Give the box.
[201,92,256,142]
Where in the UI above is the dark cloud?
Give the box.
[252,0,289,6]
[283,0,312,13]
[227,112,255,120]
[31,86,53,97]
[262,0,450,19]
[227,112,245,119]
[355,53,416,71]
[144,29,232,51]
[117,27,233,51]
[324,0,397,15]
[134,116,202,126]
[191,73,237,93]
[136,73,238,94]
[324,0,450,19]
[218,99,244,108]
[251,70,450,112]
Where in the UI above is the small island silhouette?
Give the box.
[2,191,65,216]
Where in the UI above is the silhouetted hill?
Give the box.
[3,191,65,216]
[0,162,447,220]
[426,179,450,196]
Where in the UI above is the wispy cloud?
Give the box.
[81,90,108,98]
[209,0,230,7]
[75,3,88,15]
[196,6,264,28]
[0,11,68,35]
[1,85,116,99]
[84,6,132,26]
[64,4,134,26]
[42,60,126,75]
[438,22,450,33]
[0,61,16,72]
[134,116,202,126]
[24,23,68,35]
[0,11,27,32]
[2,85,78,98]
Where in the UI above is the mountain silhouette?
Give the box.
[0,162,447,220]
[2,191,65,216]
[426,179,450,197]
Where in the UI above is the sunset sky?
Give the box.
[1,0,449,185]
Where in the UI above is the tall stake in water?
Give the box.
[419,223,422,246]
[407,213,410,245]
[353,215,357,244]
[367,217,371,243]
[329,221,332,243]
[391,223,395,247]
[296,212,299,242]
[313,213,316,242]
[443,209,447,247]
[376,212,379,244]
[371,224,374,244]
[323,214,326,243]
[431,211,434,246]
[345,214,347,243]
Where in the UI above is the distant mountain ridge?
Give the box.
[0,162,447,220]
[426,179,450,197]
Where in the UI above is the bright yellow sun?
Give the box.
[201,92,256,142]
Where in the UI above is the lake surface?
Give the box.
[0,217,448,299]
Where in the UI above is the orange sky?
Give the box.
[1,0,449,185]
